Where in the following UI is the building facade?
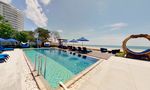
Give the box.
[0,1,24,31]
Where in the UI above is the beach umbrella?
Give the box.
[0,38,6,45]
[77,37,89,47]
[0,38,5,42]
[69,39,78,45]
[7,38,18,45]
[7,38,18,42]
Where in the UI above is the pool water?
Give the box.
[23,48,97,89]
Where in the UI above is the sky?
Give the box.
[1,0,150,46]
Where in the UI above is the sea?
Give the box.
[84,45,150,51]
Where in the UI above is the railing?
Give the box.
[34,54,69,90]
[34,54,47,78]
[59,81,69,90]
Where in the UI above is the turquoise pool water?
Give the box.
[23,48,97,89]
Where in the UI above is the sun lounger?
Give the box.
[111,49,120,54]
[81,47,92,54]
[100,48,107,53]
[0,54,9,57]
[77,47,92,54]
[0,54,9,61]
[68,46,73,51]
[71,47,77,51]
[77,47,82,53]
[0,46,14,51]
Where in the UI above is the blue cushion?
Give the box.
[128,48,150,55]
[0,54,9,57]
[0,55,7,59]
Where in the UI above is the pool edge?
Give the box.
[23,48,104,90]
[22,49,52,90]
[61,59,104,89]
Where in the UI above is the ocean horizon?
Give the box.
[83,45,150,51]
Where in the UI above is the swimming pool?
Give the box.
[23,48,98,89]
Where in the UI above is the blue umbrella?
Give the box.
[0,38,5,42]
[69,39,78,45]
[7,38,18,42]
[69,39,78,43]
[77,37,89,46]
[0,38,6,45]
[6,38,18,46]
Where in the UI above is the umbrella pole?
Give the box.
[82,42,83,47]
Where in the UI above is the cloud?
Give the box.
[25,0,48,27]
[39,0,51,5]
[109,22,128,30]
[0,0,11,4]
[57,29,63,33]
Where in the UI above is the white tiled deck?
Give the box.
[69,56,150,90]
[0,49,39,90]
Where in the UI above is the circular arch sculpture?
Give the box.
[122,34,150,60]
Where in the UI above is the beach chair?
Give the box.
[112,49,120,54]
[72,47,77,51]
[100,48,107,53]
[77,47,82,53]
[63,46,68,49]
[0,46,14,51]
[0,54,9,62]
[0,54,9,57]
[0,56,7,60]
[68,46,72,51]
[81,47,92,54]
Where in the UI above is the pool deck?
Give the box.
[68,56,150,90]
[1,48,150,90]
[87,50,113,60]
[0,49,39,90]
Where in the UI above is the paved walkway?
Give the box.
[0,49,39,90]
[69,56,150,90]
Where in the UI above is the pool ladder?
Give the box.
[34,54,69,90]
[34,54,47,78]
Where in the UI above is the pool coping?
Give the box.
[22,49,53,90]
[60,59,103,89]
[22,48,104,90]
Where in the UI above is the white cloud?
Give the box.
[39,0,51,5]
[109,22,128,30]
[25,0,48,27]
[57,29,63,33]
[0,0,11,4]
